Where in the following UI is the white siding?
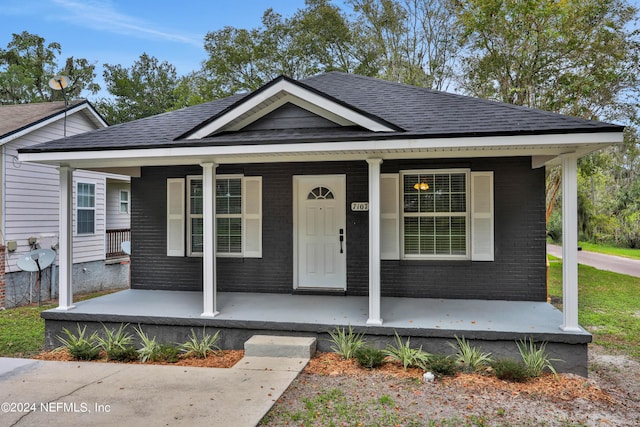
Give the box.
[3,113,108,272]
[106,181,131,230]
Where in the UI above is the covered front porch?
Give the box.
[42,289,591,375]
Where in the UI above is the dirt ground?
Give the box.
[37,344,639,426]
[261,345,640,426]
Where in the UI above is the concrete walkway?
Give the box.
[0,355,307,427]
[547,244,640,278]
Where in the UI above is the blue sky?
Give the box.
[0,0,322,99]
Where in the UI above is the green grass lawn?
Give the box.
[547,260,640,360]
[0,290,117,357]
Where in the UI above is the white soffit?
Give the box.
[184,79,397,139]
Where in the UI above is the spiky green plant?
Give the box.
[180,328,221,358]
[134,325,161,363]
[326,325,366,359]
[517,337,562,378]
[57,324,101,360]
[382,331,431,370]
[96,323,135,361]
[449,335,493,373]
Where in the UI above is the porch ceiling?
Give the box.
[42,290,591,343]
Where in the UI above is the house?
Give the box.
[0,101,130,308]
[19,73,624,375]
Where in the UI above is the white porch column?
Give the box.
[58,166,74,310]
[561,153,580,331]
[366,159,383,325]
[201,162,219,318]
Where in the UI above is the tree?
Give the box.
[201,1,357,98]
[0,31,99,104]
[348,0,461,90]
[96,53,180,124]
[455,0,640,119]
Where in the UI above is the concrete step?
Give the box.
[244,335,317,358]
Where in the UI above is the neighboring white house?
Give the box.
[0,101,130,308]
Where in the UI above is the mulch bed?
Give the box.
[302,352,615,404]
[34,349,613,404]
[34,348,244,368]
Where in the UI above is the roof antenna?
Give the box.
[48,75,70,137]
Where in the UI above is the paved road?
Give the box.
[547,244,640,278]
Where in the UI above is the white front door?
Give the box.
[294,175,346,290]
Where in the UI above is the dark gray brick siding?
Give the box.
[131,157,546,301]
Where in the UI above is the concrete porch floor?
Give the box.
[41,290,592,375]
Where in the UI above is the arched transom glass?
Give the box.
[307,186,334,200]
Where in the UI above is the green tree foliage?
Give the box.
[96,53,180,124]
[0,31,99,104]
[455,0,640,119]
[201,1,359,98]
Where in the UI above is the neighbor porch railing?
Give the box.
[106,228,130,259]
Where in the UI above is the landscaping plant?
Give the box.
[449,335,493,373]
[134,325,162,362]
[383,331,431,370]
[490,359,530,382]
[517,337,561,378]
[96,323,137,361]
[418,354,458,378]
[180,328,221,358]
[327,325,366,359]
[354,346,386,369]
[57,324,101,360]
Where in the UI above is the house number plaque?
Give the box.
[351,202,369,211]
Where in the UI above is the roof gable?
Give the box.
[181,75,402,140]
[0,100,107,145]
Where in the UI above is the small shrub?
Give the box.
[517,337,561,378]
[327,325,366,359]
[107,346,138,362]
[156,344,180,363]
[354,346,386,369]
[449,336,493,373]
[96,324,135,361]
[134,326,161,363]
[180,328,221,358]
[419,354,458,378]
[491,359,530,382]
[57,324,101,360]
[382,331,431,370]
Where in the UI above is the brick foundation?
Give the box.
[0,245,6,308]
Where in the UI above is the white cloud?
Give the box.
[51,0,202,47]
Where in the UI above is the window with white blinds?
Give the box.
[171,175,261,258]
[401,170,469,259]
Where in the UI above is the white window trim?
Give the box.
[76,181,96,236]
[119,190,130,214]
[187,174,244,258]
[400,169,470,260]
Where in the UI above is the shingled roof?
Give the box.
[1,100,106,144]
[19,72,622,154]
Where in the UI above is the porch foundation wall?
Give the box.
[42,318,589,377]
[3,260,128,308]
